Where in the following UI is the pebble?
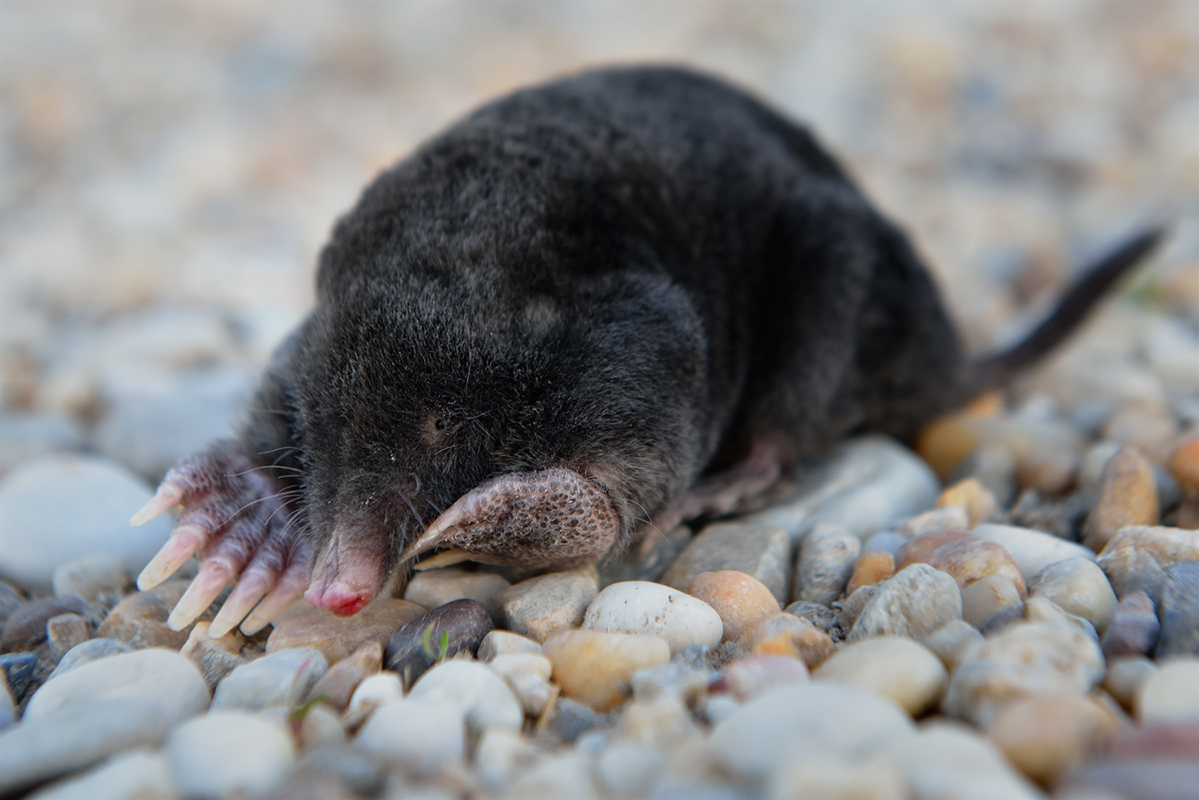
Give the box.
[836,583,878,631]
[895,506,971,538]
[711,683,914,784]
[1095,525,1199,604]
[50,554,129,604]
[631,658,711,702]
[1103,656,1158,713]
[180,621,248,690]
[793,523,860,604]
[660,522,790,603]
[307,640,382,711]
[711,654,809,701]
[782,600,839,632]
[167,710,295,799]
[1078,440,1122,499]
[384,599,493,687]
[897,530,1027,597]
[1102,402,1179,464]
[924,619,984,672]
[498,568,598,642]
[344,672,403,727]
[1027,556,1118,636]
[960,574,1024,629]
[0,652,41,705]
[935,476,999,527]
[847,563,963,643]
[1166,433,1199,494]
[879,721,1040,799]
[211,647,328,711]
[297,743,386,797]
[0,680,12,730]
[1155,561,1199,657]
[0,582,25,629]
[743,612,835,667]
[1059,758,1199,800]
[1102,591,1161,658]
[542,629,670,711]
[0,455,174,592]
[743,436,940,545]
[1136,658,1199,725]
[477,629,542,661]
[27,749,173,800]
[986,693,1122,789]
[686,571,779,642]
[595,739,667,798]
[96,579,218,649]
[25,647,209,722]
[403,566,510,623]
[602,525,695,587]
[812,637,947,715]
[46,638,131,681]
[267,598,425,664]
[0,698,185,795]
[284,702,346,750]
[487,652,552,682]
[408,659,523,734]
[583,580,723,655]
[503,669,555,717]
[507,751,600,800]
[1025,595,1098,638]
[1083,447,1160,551]
[845,550,896,595]
[0,596,89,652]
[475,726,538,793]
[769,752,904,800]
[542,695,602,745]
[0,411,85,476]
[942,621,1105,726]
[974,523,1095,583]
[915,401,994,479]
[354,698,464,777]
[42,613,88,657]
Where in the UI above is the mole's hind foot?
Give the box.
[130,439,310,637]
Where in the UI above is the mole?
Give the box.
[128,65,1162,637]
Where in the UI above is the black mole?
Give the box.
[129,65,1161,634]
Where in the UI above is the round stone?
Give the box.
[1027,557,1118,635]
[1136,658,1199,725]
[812,637,947,716]
[542,629,670,712]
[687,570,779,642]
[167,711,295,800]
[583,581,722,655]
[847,564,963,643]
[986,694,1121,789]
[353,698,465,778]
[1083,447,1160,552]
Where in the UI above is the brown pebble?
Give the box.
[987,694,1122,789]
[897,530,1026,598]
[688,570,780,642]
[268,598,425,664]
[180,621,249,690]
[1102,403,1180,464]
[1083,447,1160,552]
[743,612,834,669]
[308,640,383,711]
[1015,452,1078,496]
[95,579,219,649]
[845,551,895,596]
[936,477,998,528]
[915,394,999,480]
[1,597,90,653]
[1167,433,1199,495]
[543,629,670,712]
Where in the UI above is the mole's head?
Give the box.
[289,267,708,616]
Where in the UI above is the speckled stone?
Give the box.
[498,568,599,642]
[793,523,860,605]
[661,523,790,604]
[179,621,248,690]
[583,581,722,655]
[1095,525,1199,605]
[847,564,963,644]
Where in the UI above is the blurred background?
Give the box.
[1,1,1196,482]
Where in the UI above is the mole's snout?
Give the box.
[402,467,623,571]
[305,523,390,616]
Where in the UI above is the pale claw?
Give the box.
[207,573,271,639]
[241,561,307,635]
[137,524,206,591]
[130,482,185,527]
[167,560,233,631]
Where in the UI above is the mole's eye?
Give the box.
[434,418,447,431]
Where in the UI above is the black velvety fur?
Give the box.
[234,65,1149,577]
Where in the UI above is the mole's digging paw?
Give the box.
[400,467,622,571]
[130,439,310,636]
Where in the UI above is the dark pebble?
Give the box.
[541,695,601,745]
[0,597,89,653]
[784,601,839,633]
[297,743,386,797]
[1102,591,1161,659]
[385,598,493,688]
[977,603,1028,636]
[1155,562,1199,658]
[0,652,40,703]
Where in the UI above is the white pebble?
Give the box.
[167,711,295,799]
[584,581,723,655]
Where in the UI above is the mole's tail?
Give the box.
[966,226,1166,392]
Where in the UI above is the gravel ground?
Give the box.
[1,3,1197,799]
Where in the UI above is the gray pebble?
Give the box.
[0,677,13,731]
[51,554,129,605]
[403,567,510,623]
[631,659,711,702]
[167,710,295,799]
[0,652,44,704]
[212,647,327,711]
[1095,525,1199,605]
[596,739,665,799]
[408,659,523,734]
[385,599,493,688]
[862,531,909,558]
[847,564,963,643]
[26,749,173,800]
[0,596,89,652]
[297,743,386,797]
[794,523,860,605]
[542,696,602,746]
[498,568,598,642]
[601,525,694,586]
[1027,556,1118,636]
[1156,561,1199,657]
[47,638,132,681]
[354,698,465,778]
[1101,591,1161,659]
[661,523,789,603]
[783,601,839,633]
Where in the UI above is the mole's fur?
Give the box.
[130,66,1161,633]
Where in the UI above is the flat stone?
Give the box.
[167,710,295,799]
[1095,525,1199,605]
[27,749,173,800]
[498,568,598,642]
[353,697,465,778]
[584,581,722,655]
[1136,658,1199,725]
[543,629,670,712]
[942,621,1105,726]
[961,574,1024,629]
[180,621,249,690]
[307,640,382,711]
[0,596,89,652]
[1084,447,1161,551]
[408,659,522,734]
[812,636,947,716]
[741,436,939,545]
[96,579,221,649]
[1156,561,1199,657]
[688,570,780,642]
[974,524,1095,583]
[267,598,425,664]
[403,566,510,623]
[660,523,789,604]
[25,647,209,722]
[0,455,174,593]
[897,530,1026,597]
[711,683,914,784]
[1102,591,1161,658]
[51,554,129,605]
[212,647,327,711]
[847,564,963,643]
[793,523,860,604]
[384,599,493,688]
[45,613,90,655]
[986,694,1121,789]
[1027,556,1118,635]
[46,638,132,680]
